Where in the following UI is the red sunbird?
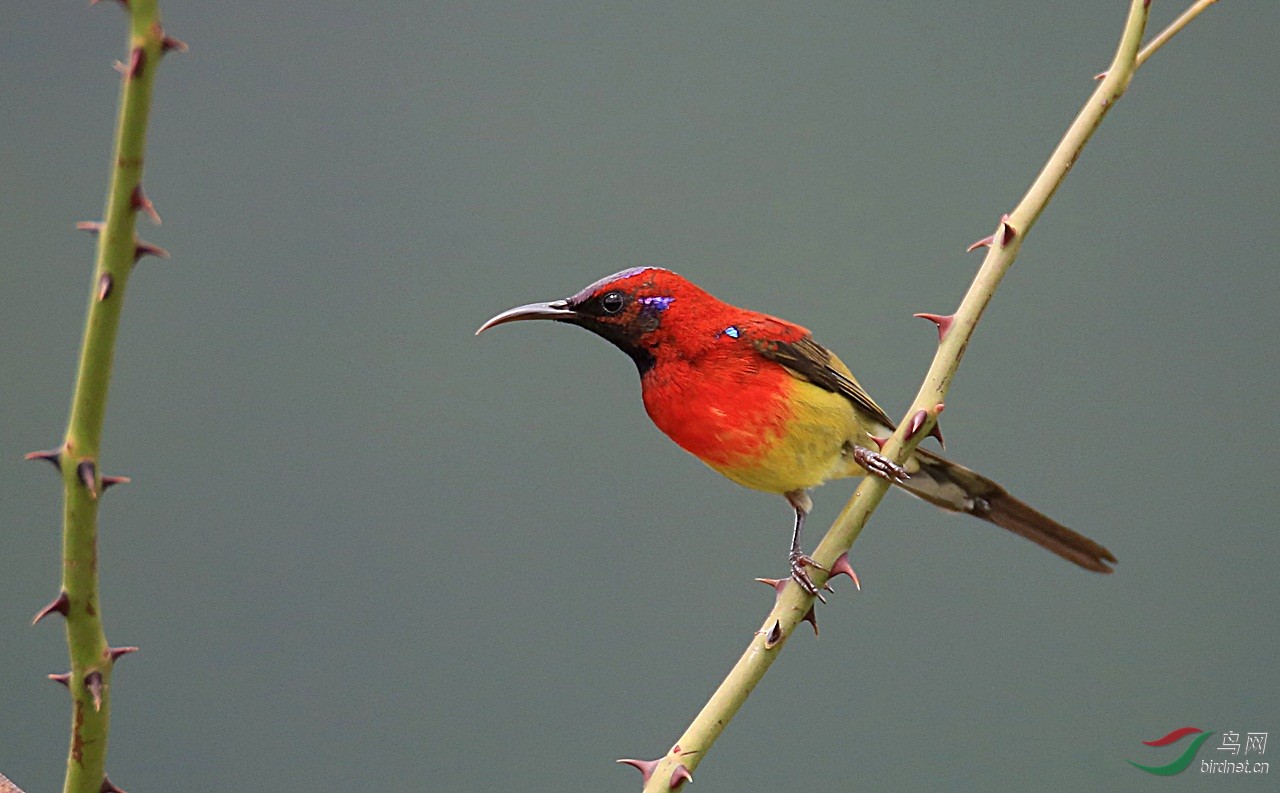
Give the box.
[477,267,1115,594]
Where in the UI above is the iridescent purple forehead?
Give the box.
[639,296,675,314]
[567,266,670,305]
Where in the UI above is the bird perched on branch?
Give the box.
[477,267,1115,594]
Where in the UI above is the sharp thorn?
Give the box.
[98,273,114,301]
[77,460,99,499]
[763,619,783,649]
[113,47,144,79]
[1094,70,1108,81]
[76,221,104,235]
[134,240,171,262]
[161,35,189,54]
[912,312,955,341]
[757,573,825,602]
[930,403,946,448]
[32,590,70,625]
[48,672,72,687]
[904,409,929,441]
[669,765,693,789]
[616,758,660,782]
[100,775,127,793]
[24,448,62,471]
[108,646,139,662]
[802,604,819,636]
[89,0,129,8]
[868,435,888,451]
[131,184,161,225]
[966,234,994,252]
[101,474,131,491]
[998,213,1017,246]
[85,670,104,712]
[755,576,787,601]
[829,552,861,591]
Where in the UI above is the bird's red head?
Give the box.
[476,267,723,372]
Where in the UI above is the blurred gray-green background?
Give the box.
[4,2,1277,791]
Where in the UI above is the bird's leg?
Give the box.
[849,443,910,483]
[785,490,825,599]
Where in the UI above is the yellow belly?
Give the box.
[707,378,871,494]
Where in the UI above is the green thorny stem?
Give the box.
[32,3,180,793]
[632,2,1217,790]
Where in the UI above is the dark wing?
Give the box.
[752,335,897,430]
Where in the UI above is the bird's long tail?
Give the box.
[896,448,1117,573]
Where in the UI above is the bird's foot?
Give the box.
[852,445,909,483]
[789,550,827,602]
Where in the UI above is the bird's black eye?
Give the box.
[600,291,626,314]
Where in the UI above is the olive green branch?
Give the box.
[26,3,183,793]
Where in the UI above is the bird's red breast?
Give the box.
[640,333,795,469]
[634,292,862,494]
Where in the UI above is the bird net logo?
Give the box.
[1127,727,1270,776]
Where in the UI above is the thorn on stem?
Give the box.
[669,765,693,789]
[98,273,114,301]
[756,573,826,606]
[802,604,819,636]
[113,47,145,79]
[134,240,170,262]
[970,215,1017,250]
[100,775,127,793]
[966,234,994,252]
[48,672,72,687]
[32,590,70,625]
[161,35,189,54]
[131,185,161,225]
[78,222,171,263]
[101,475,131,491]
[24,448,62,471]
[927,402,946,447]
[763,619,783,649]
[904,409,930,441]
[617,757,660,782]
[108,646,139,662]
[89,0,129,8]
[913,312,955,341]
[998,214,1017,246]
[829,552,861,591]
[77,460,99,499]
[755,576,786,597]
[869,435,888,451]
[85,670,104,712]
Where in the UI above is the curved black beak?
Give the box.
[475,299,577,335]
